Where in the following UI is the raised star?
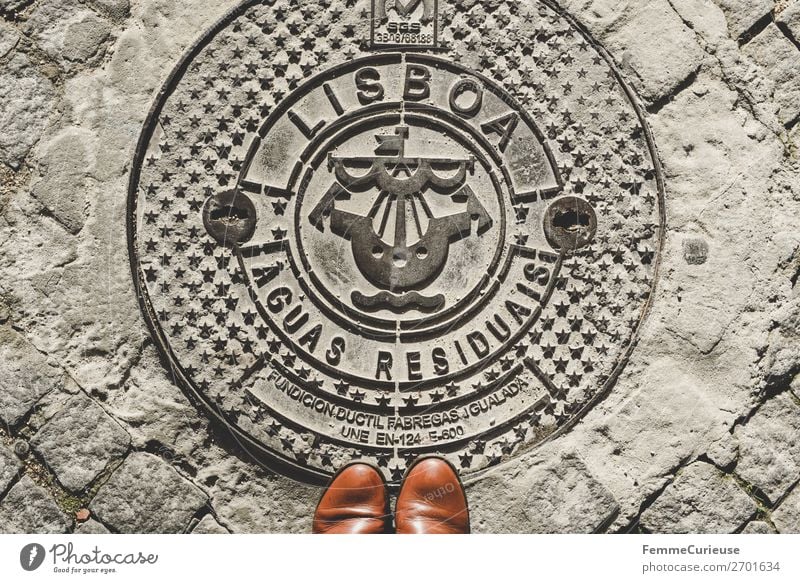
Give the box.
[402,393,420,407]
[388,461,406,481]
[486,450,502,465]
[445,382,460,397]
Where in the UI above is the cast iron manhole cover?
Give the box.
[128,0,665,484]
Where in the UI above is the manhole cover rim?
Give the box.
[127,0,668,486]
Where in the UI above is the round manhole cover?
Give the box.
[128,0,665,484]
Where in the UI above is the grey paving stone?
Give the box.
[0,19,20,59]
[103,344,208,461]
[191,514,229,534]
[90,452,208,533]
[74,519,111,534]
[25,0,112,68]
[763,298,800,387]
[62,13,112,64]
[0,0,28,13]
[735,393,800,503]
[640,462,756,533]
[556,0,641,37]
[0,475,70,534]
[88,0,131,19]
[605,1,705,103]
[0,327,62,427]
[522,454,620,533]
[705,432,739,469]
[776,1,800,40]
[196,453,317,534]
[470,453,619,533]
[668,0,731,44]
[743,24,800,125]
[715,0,775,39]
[29,129,94,235]
[0,51,57,170]
[0,441,22,495]
[772,485,800,533]
[31,392,130,492]
[742,520,776,534]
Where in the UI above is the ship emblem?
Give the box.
[308,126,493,313]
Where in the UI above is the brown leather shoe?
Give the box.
[395,457,470,534]
[312,462,391,534]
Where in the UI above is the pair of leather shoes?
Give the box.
[312,457,470,534]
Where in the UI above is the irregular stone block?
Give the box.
[31,392,130,492]
[74,519,111,534]
[467,452,619,533]
[30,130,94,234]
[103,345,207,460]
[522,454,619,533]
[640,462,756,533]
[705,432,739,469]
[556,0,641,38]
[196,453,317,534]
[650,71,782,227]
[63,13,112,63]
[715,0,774,38]
[777,1,800,40]
[0,52,57,169]
[466,474,527,533]
[572,357,742,530]
[191,514,229,534]
[25,1,112,67]
[88,0,131,19]
[735,393,800,503]
[605,2,705,103]
[668,0,730,44]
[0,0,28,13]
[763,298,800,386]
[0,441,22,495]
[0,327,62,427]
[743,24,800,124]
[772,486,800,533]
[0,19,20,59]
[742,520,776,534]
[90,453,207,533]
[0,475,70,533]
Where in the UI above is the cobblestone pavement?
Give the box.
[0,0,799,533]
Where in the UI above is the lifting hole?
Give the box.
[553,210,590,232]
[210,205,250,224]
